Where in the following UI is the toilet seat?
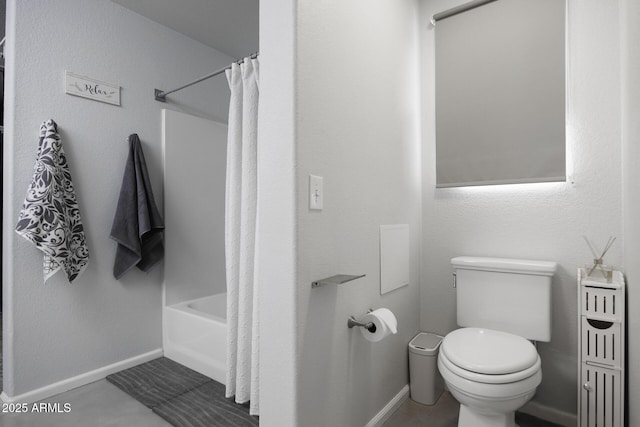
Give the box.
[440,328,540,384]
[439,349,541,385]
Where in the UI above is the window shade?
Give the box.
[435,0,566,188]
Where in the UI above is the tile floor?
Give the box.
[0,379,563,427]
[383,392,563,427]
[0,380,172,427]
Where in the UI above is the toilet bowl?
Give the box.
[438,327,542,427]
[432,256,556,427]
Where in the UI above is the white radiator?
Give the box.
[578,269,625,427]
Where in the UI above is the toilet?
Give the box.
[438,256,557,427]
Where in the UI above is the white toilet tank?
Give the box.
[452,256,557,342]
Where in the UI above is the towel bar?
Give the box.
[311,274,365,288]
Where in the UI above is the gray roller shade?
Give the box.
[435,0,566,188]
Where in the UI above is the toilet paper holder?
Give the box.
[347,309,376,333]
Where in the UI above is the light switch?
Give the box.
[309,174,323,210]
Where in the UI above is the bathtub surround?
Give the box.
[162,110,228,305]
[3,0,234,401]
[225,59,260,416]
[110,134,164,280]
[161,110,228,383]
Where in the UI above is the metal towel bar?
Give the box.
[311,274,365,288]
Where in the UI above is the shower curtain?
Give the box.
[225,57,260,416]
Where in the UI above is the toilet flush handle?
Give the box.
[452,272,457,288]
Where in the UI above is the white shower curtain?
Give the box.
[225,57,260,416]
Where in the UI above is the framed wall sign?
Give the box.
[65,71,121,106]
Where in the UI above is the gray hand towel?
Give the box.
[110,134,164,279]
[15,119,89,283]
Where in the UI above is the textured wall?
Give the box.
[420,0,622,418]
[622,0,640,425]
[2,0,233,397]
[295,1,422,425]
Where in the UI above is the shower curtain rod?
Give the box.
[154,51,259,102]
[431,0,498,23]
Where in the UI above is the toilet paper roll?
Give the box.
[360,308,398,342]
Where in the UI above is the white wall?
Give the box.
[2,0,233,398]
[257,0,299,424]
[295,0,422,425]
[621,0,640,425]
[420,0,622,419]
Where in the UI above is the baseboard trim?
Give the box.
[366,384,410,427]
[1,348,163,404]
[520,400,577,427]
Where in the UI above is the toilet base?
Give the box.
[458,404,518,427]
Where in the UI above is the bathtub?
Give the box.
[163,293,227,384]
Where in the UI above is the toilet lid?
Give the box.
[441,328,538,375]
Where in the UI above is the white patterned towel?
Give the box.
[15,119,89,283]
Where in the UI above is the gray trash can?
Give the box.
[408,332,444,405]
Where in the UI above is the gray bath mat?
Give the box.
[107,357,258,427]
[153,381,258,427]
[106,357,211,407]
